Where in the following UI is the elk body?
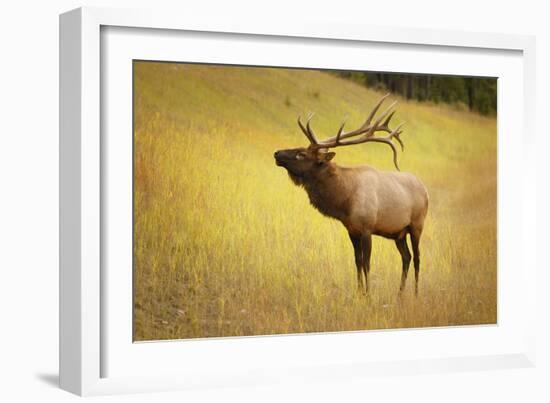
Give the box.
[274,94,428,295]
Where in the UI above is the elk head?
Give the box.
[274,147,335,184]
[274,94,406,182]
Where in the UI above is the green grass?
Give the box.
[133,62,497,341]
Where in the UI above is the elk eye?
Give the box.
[296,152,306,160]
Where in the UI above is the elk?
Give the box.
[274,94,428,295]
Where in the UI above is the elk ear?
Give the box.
[322,152,336,162]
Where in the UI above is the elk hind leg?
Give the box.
[410,227,422,296]
[395,235,411,294]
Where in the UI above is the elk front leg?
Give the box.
[361,233,372,294]
[348,233,364,292]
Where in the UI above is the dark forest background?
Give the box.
[332,71,497,116]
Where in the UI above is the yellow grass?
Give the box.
[133,62,497,341]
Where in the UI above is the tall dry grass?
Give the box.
[133,62,496,341]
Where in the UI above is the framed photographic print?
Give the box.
[60,6,537,396]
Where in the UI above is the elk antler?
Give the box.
[297,113,320,145]
[297,94,405,170]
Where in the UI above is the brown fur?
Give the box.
[274,147,428,295]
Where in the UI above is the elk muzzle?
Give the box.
[274,150,292,166]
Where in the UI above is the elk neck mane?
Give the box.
[289,162,355,221]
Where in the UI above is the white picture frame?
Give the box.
[59,6,537,396]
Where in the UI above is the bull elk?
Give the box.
[274,94,429,295]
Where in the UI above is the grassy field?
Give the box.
[133,61,497,341]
